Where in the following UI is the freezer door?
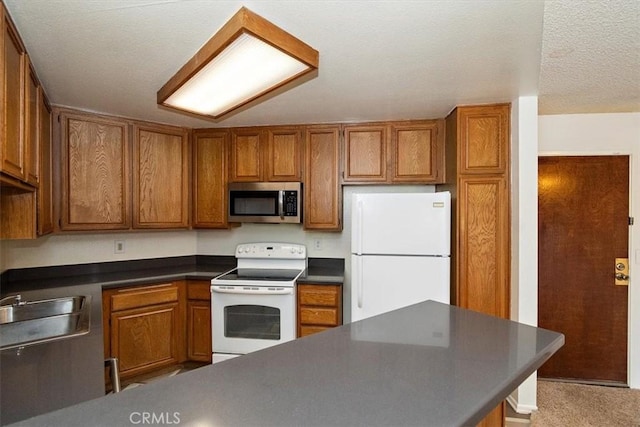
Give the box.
[352,192,450,256]
[351,255,450,322]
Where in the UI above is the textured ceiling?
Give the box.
[539,0,640,114]
[3,0,639,128]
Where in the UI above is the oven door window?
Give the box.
[224,305,281,340]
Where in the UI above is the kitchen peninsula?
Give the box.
[9,301,563,427]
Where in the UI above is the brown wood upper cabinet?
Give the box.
[304,126,341,231]
[391,120,444,183]
[1,4,27,182]
[192,129,230,229]
[132,123,190,229]
[457,105,509,175]
[229,127,302,182]
[343,124,387,182]
[37,88,53,236]
[0,4,53,239]
[24,58,39,187]
[266,127,302,181]
[343,120,444,184]
[60,111,130,230]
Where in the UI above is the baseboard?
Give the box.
[506,395,538,414]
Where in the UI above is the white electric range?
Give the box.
[210,243,306,363]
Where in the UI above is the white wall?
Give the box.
[508,96,539,413]
[0,231,198,270]
[538,112,640,389]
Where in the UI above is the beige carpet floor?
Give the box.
[531,380,640,426]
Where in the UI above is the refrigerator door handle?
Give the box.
[356,256,364,309]
[356,199,363,255]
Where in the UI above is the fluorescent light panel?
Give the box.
[158,7,319,119]
[165,33,310,117]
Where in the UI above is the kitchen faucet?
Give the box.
[0,294,26,306]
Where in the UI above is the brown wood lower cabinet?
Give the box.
[297,284,342,337]
[111,302,180,377]
[103,280,213,388]
[186,280,212,363]
[103,282,186,380]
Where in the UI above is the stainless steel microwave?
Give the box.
[228,182,302,224]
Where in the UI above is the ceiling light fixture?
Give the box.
[157,7,319,119]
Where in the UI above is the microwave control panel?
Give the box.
[284,191,298,216]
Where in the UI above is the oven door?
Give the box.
[211,285,296,355]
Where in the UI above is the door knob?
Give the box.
[614,258,630,286]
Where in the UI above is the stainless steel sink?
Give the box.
[0,295,91,350]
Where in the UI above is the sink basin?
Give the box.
[0,295,91,350]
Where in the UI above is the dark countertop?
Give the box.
[0,256,344,425]
[0,256,344,295]
[9,301,564,427]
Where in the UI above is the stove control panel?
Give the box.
[235,243,306,259]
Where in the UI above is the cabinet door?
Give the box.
[1,7,26,181]
[457,104,509,175]
[24,59,39,186]
[304,126,341,230]
[133,124,189,228]
[37,89,53,235]
[229,128,262,182]
[456,176,509,319]
[391,120,443,183]
[186,280,212,362]
[193,130,229,228]
[343,125,387,182]
[265,127,302,181]
[61,112,130,230]
[110,302,180,378]
[187,300,212,362]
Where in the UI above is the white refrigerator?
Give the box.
[351,191,451,322]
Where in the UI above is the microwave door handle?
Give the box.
[278,190,285,219]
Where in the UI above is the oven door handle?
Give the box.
[211,286,294,295]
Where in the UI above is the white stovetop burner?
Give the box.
[211,243,307,288]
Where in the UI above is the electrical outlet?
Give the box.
[114,240,125,254]
[314,239,322,250]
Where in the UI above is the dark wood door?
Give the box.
[538,155,629,384]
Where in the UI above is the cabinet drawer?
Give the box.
[300,307,339,326]
[298,286,339,307]
[111,284,178,311]
[300,325,332,337]
[187,281,211,300]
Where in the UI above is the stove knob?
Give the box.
[290,247,296,254]
[238,247,244,254]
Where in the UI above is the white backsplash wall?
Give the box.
[0,231,198,271]
[197,224,347,258]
